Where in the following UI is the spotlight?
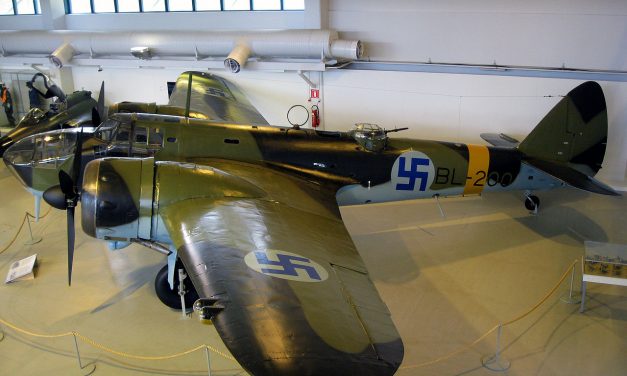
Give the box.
[49,43,75,68]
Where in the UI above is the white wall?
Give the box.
[328,0,627,71]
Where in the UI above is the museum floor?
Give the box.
[0,161,625,376]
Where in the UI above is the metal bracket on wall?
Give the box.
[297,70,316,88]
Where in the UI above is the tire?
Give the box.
[525,195,540,211]
[154,264,199,310]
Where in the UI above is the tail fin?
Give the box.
[518,81,618,196]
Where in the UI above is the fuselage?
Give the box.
[4,112,563,208]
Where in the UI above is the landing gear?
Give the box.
[154,263,199,310]
[524,194,540,212]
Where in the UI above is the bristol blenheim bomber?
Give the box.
[2,72,618,376]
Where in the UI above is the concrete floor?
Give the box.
[0,161,625,375]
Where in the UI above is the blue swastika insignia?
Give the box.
[396,156,430,191]
[255,252,321,280]
[244,250,329,282]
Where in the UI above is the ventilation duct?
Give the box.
[0,30,363,71]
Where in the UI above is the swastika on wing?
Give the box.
[254,252,321,280]
[396,156,430,191]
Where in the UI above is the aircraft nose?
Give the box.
[2,153,33,188]
[2,147,34,189]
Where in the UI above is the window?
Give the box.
[1,0,41,15]
[143,0,165,12]
[94,0,116,13]
[223,0,249,11]
[195,0,219,11]
[149,128,164,146]
[252,0,280,11]
[282,0,304,10]
[168,0,192,11]
[134,127,148,143]
[65,0,304,13]
[118,0,140,12]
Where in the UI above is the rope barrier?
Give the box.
[0,213,28,255]
[0,208,52,255]
[0,208,235,363]
[502,259,578,326]
[400,259,579,370]
[0,315,235,361]
[1,207,578,370]
[0,317,72,339]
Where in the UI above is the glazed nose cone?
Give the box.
[2,139,35,189]
[0,136,13,158]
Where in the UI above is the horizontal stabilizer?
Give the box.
[480,133,520,148]
[524,159,619,196]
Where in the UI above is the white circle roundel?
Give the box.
[391,151,435,192]
[244,250,329,283]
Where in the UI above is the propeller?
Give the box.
[92,81,106,126]
[43,128,84,286]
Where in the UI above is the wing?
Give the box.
[168,71,269,125]
[157,160,403,376]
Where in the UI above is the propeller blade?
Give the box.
[96,81,106,122]
[67,206,75,286]
[92,107,101,127]
[58,170,74,197]
[71,127,84,193]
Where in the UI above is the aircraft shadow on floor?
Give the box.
[348,194,609,284]
[90,262,162,314]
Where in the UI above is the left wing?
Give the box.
[168,71,269,125]
[156,160,403,376]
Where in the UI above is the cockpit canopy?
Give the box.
[93,117,122,142]
[350,123,387,152]
[3,129,80,168]
[91,114,165,158]
[19,108,46,126]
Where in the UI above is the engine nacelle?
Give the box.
[81,157,266,244]
[81,157,154,241]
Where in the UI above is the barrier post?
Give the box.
[23,214,42,245]
[481,323,511,372]
[205,346,212,376]
[579,281,587,313]
[560,262,580,304]
[433,194,445,217]
[72,333,96,375]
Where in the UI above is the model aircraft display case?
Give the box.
[580,241,627,312]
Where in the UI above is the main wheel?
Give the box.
[154,263,199,310]
[524,195,540,211]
